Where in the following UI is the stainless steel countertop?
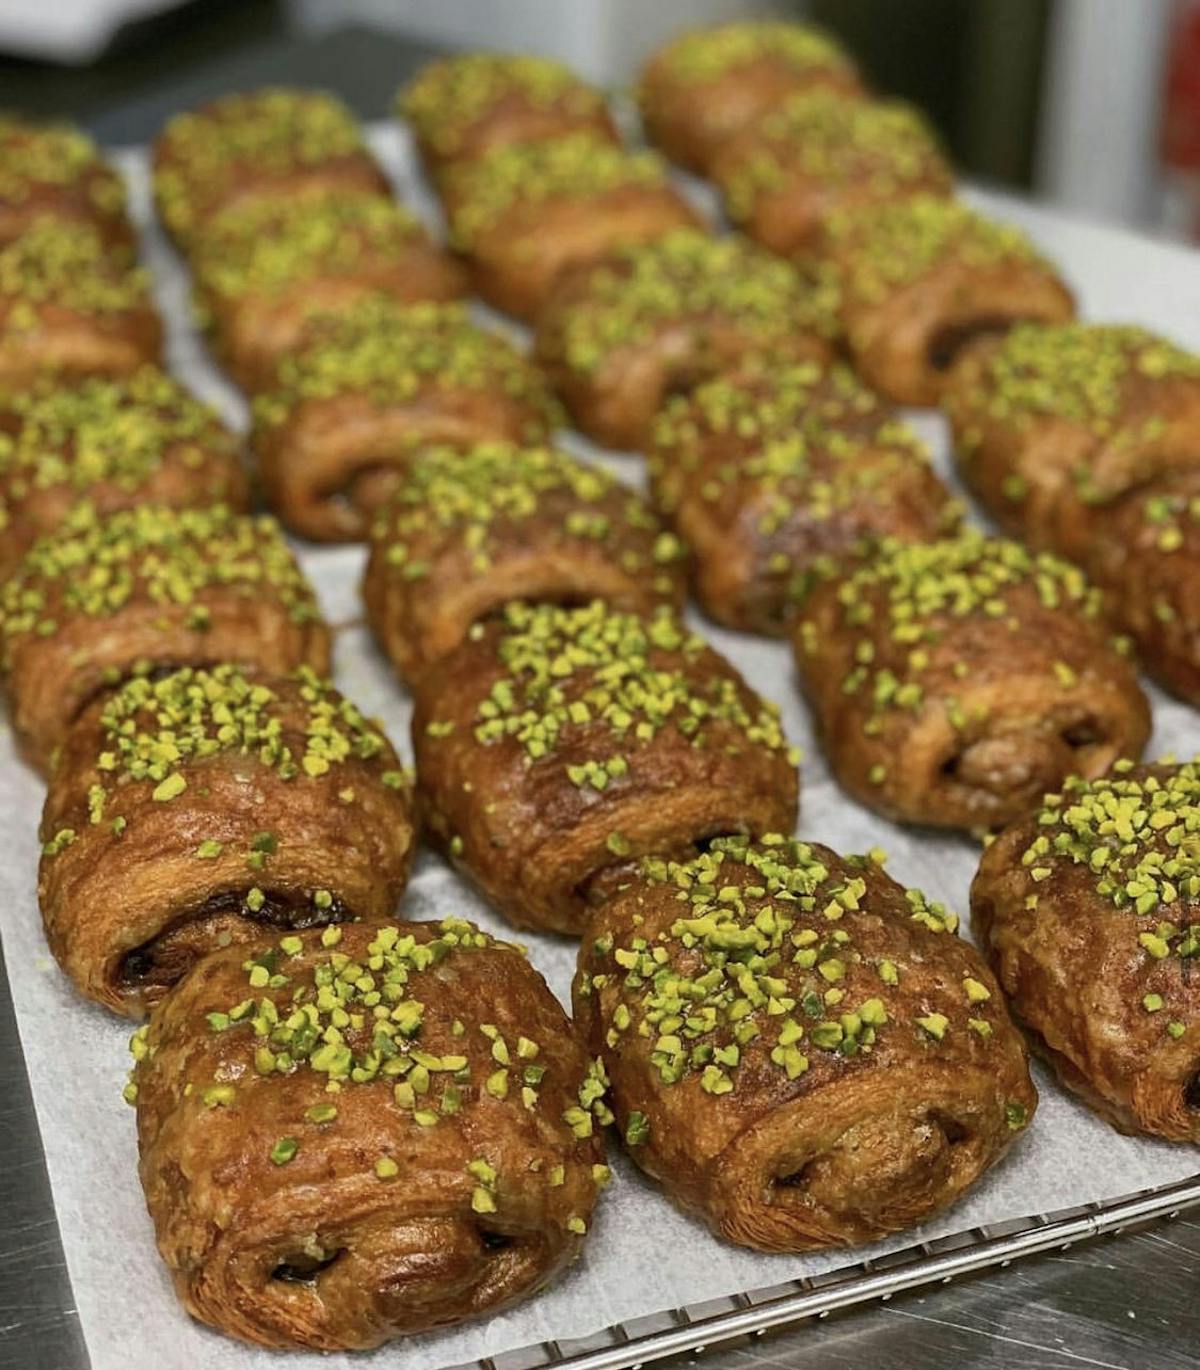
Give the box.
[1,13,1199,1369]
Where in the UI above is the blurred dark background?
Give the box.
[0,0,1191,237]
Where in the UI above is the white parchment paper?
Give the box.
[2,128,1199,1370]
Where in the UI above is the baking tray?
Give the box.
[4,124,1199,1370]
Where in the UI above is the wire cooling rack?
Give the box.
[454,1172,1200,1370]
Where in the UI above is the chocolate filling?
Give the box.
[478,1228,515,1253]
[120,888,350,987]
[927,316,1019,372]
[272,1249,344,1284]
[1184,1071,1200,1112]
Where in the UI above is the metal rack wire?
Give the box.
[456,1172,1200,1370]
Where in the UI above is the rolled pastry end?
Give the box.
[133,920,606,1349]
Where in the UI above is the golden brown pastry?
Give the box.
[251,298,561,541]
[824,196,1074,405]
[793,530,1150,830]
[944,323,1200,704]
[398,52,619,180]
[574,834,1036,1250]
[638,20,863,175]
[441,132,704,321]
[192,189,466,392]
[413,600,799,936]
[129,918,609,1350]
[973,757,1200,1140]
[39,664,414,1017]
[0,218,162,393]
[650,360,961,634]
[0,367,249,577]
[533,229,839,450]
[0,115,134,255]
[0,504,329,772]
[364,441,687,683]
[1083,470,1200,706]
[711,90,953,259]
[152,88,390,249]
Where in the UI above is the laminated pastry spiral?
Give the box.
[440,132,704,321]
[0,368,248,577]
[944,324,1200,703]
[129,918,609,1350]
[39,664,415,1017]
[824,196,1074,406]
[152,88,390,249]
[251,298,561,541]
[398,53,619,180]
[710,90,953,260]
[638,20,863,175]
[0,115,133,255]
[574,835,1036,1251]
[0,504,329,772]
[649,360,962,635]
[0,218,162,393]
[363,442,687,684]
[973,758,1200,1141]
[412,601,799,936]
[532,229,839,451]
[191,189,466,392]
[793,531,1151,830]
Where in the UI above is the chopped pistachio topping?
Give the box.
[589,836,970,1099]
[648,20,852,85]
[399,53,606,157]
[1022,758,1200,943]
[254,297,558,430]
[719,90,946,220]
[457,600,790,775]
[554,229,839,376]
[155,88,371,238]
[828,195,1051,308]
[270,1136,299,1165]
[0,115,124,211]
[653,360,951,594]
[370,441,681,588]
[0,367,236,513]
[67,666,386,816]
[0,504,319,654]
[0,217,149,318]
[803,529,1103,726]
[443,132,672,250]
[194,188,425,303]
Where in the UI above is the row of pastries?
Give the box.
[0,14,1195,1357]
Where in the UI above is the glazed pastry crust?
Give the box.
[251,300,560,541]
[794,532,1150,830]
[573,836,1036,1251]
[39,665,414,1018]
[972,759,1200,1140]
[442,133,703,322]
[192,190,466,392]
[0,505,330,772]
[412,601,799,936]
[944,324,1200,560]
[650,361,961,634]
[710,91,952,259]
[363,442,687,683]
[944,325,1200,704]
[398,53,619,180]
[0,219,162,393]
[638,21,862,175]
[0,368,249,578]
[533,230,838,451]
[0,116,134,255]
[152,88,390,248]
[132,919,606,1350]
[825,197,1074,406]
